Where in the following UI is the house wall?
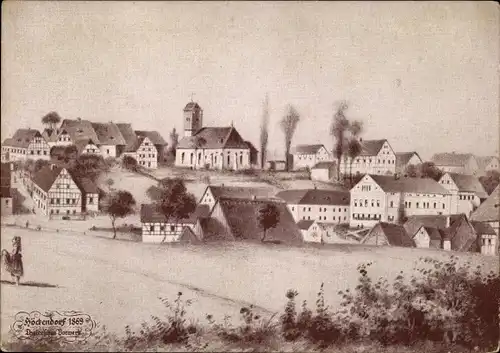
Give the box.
[403,193,450,218]
[302,224,324,243]
[81,143,101,156]
[1,197,13,215]
[55,132,73,146]
[136,138,158,169]
[293,147,330,171]
[480,234,497,256]
[142,221,194,243]
[350,176,386,228]
[413,227,430,248]
[85,193,99,213]
[205,201,234,239]
[311,168,332,182]
[46,169,83,217]
[340,141,396,176]
[198,187,217,210]
[2,146,28,162]
[486,158,499,172]
[99,145,118,158]
[175,148,251,170]
[289,203,350,224]
[27,137,51,160]
[457,192,479,217]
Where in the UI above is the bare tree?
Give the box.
[260,94,270,169]
[346,120,364,185]
[280,105,300,172]
[169,128,179,158]
[330,101,350,181]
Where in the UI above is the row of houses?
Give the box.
[139,182,499,256]
[288,141,498,179]
[1,119,168,169]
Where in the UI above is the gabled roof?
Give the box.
[140,203,210,223]
[177,126,249,149]
[297,220,315,230]
[116,123,139,152]
[367,175,450,194]
[292,144,326,155]
[476,156,499,170]
[60,119,100,143]
[431,153,475,167]
[312,161,336,169]
[4,129,41,148]
[421,226,444,241]
[244,140,258,153]
[74,139,100,154]
[91,122,126,145]
[68,171,99,194]
[404,214,465,238]
[445,172,488,198]
[359,139,388,156]
[135,130,167,146]
[205,185,275,202]
[41,128,62,143]
[276,189,350,205]
[364,222,415,247]
[32,165,62,192]
[470,221,496,235]
[471,185,499,222]
[217,198,303,244]
[395,152,421,168]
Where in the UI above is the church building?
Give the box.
[175,102,257,170]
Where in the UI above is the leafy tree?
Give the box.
[404,162,443,181]
[260,94,270,169]
[71,154,108,182]
[168,128,179,161]
[155,178,197,242]
[258,203,280,242]
[100,190,136,239]
[404,164,418,178]
[122,155,138,171]
[479,170,500,195]
[33,159,50,174]
[41,111,62,130]
[346,120,363,184]
[280,105,300,172]
[330,101,350,181]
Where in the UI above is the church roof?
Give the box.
[177,126,249,149]
[184,102,201,111]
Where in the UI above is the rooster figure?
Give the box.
[2,236,23,286]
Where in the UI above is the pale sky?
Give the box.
[1,1,499,160]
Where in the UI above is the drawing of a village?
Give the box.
[1,2,499,352]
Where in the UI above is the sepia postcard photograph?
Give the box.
[1,1,499,352]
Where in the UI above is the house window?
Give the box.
[416,202,419,208]
[50,209,54,214]
[66,210,70,215]
[107,149,110,154]
[170,225,175,231]
[66,199,70,204]
[377,200,380,207]
[150,225,154,232]
[50,199,54,204]
[56,198,60,204]
[89,198,94,204]
[160,225,165,231]
[73,210,76,215]
[308,207,311,211]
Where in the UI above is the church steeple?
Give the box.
[183,101,203,137]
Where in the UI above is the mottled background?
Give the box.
[2,1,498,160]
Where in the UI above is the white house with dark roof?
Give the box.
[91,122,127,158]
[431,152,479,176]
[31,165,99,217]
[42,128,73,148]
[311,161,337,182]
[471,185,499,254]
[350,174,452,228]
[395,152,422,174]
[438,172,488,217]
[476,155,500,176]
[135,130,168,164]
[339,139,396,176]
[175,102,256,170]
[198,185,276,211]
[75,139,101,156]
[2,129,51,162]
[291,144,331,171]
[140,203,210,243]
[276,188,350,223]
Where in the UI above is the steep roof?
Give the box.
[395,152,421,169]
[359,139,387,156]
[4,129,41,148]
[91,122,126,145]
[421,226,444,241]
[74,139,99,154]
[60,119,100,143]
[68,170,99,194]
[116,123,139,152]
[471,185,499,222]
[404,214,465,238]
[206,185,276,202]
[446,172,488,198]
[297,220,315,230]
[476,156,497,170]
[41,128,62,143]
[140,203,210,223]
[364,222,415,247]
[217,198,303,244]
[177,126,249,149]
[32,165,62,192]
[292,144,325,155]
[312,161,336,169]
[135,130,167,146]
[431,153,475,167]
[470,221,496,235]
[276,188,350,205]
[368,175,450,194]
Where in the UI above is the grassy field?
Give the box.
[1,225,497,342]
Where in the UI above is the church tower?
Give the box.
[183,101,203,137]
